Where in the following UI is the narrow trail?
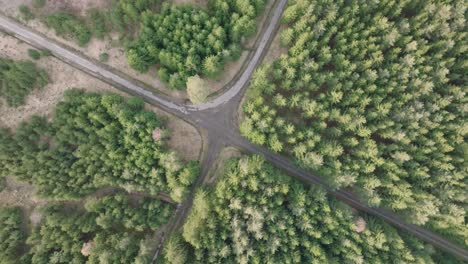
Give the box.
[0,1,467,261]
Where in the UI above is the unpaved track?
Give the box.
[1,0,467,260]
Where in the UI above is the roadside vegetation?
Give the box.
[240,0,467,245]
[0,57,49,107]
[21,0,266,93]
[44,12,91,46]
[164,155,438,263]
[0,89,199,202]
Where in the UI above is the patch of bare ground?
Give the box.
[0,177,46,228]
[0,32,118,129]
[263,24,287,64]
[160,107,202,161]
[206,147,242,185]
[0,33,201,161]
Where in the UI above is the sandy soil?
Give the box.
[0,0,277,100]
[0,33,201,161]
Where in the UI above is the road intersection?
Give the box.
[0,2,467,260]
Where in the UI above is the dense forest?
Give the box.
[0,90,199,202]
[0,57,49,107]
[127,0,265,89]
[164,155,439,263]
[22,192,172,263]
[26,0,266,90]
[240,0,467,245]
[85,192,174,232]
[0,207,25,264]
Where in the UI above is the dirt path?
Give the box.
[2,0,467,261]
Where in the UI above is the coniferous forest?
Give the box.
[0,89,192,263]
[3,0,467,262]
[34,0,266,89]
[0,89,199,202]
[0,207,25,263]
[240,0,467,245]
[165,155,443,263]
[22,193,173,264]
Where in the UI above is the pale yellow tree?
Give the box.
[186,75,209,104]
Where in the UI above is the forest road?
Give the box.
[1,1,468,261]
[0,0,288,113]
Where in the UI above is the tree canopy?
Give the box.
[0,207,25,264]
[44,12,92,46]
[187,75,209,104]
[240,0,467,245]
[0,57,48,107]
[33,0,265,90]
[0,90,199,201]
[167,155,438,263]
[85,192,173,232]
[25,192,172,264]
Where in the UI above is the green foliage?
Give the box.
[127,4,226,86]
[26,191,173,264]
[85,192,174,231]
[177,155,436,262]
[0,177,4,192]
[19,5,34,21]
[99,52,109,62]
[0,207,25,263]
[27,49,41,60]
[26,206,96,263]
[33,0,46,8]
[44,12,91,46]
[88,9,108,39]
[432,250,467,264]
[241,0,467,245]
[0,90,198,200]
[182,189,209,248]
[107,0,159,33]
[127,0,266,89]
[86,231,144,264]
[209,0,266,41]
[29,0,265,90]
[166,160,200,203]
[0,57,49,107]
[0,128,18,179]
[40,49,52,57]
[163,234,189,264]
